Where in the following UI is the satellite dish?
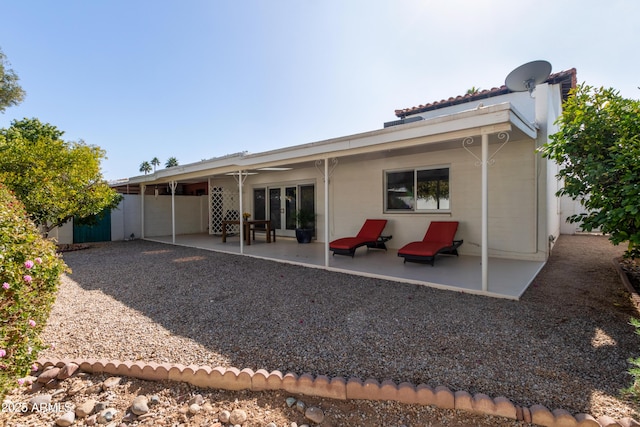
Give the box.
[505,60,552,95]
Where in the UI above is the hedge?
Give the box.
[0,182,67,399]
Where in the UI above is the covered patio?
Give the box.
[146,233,545,299]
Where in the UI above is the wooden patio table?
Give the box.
[221,219,274,245]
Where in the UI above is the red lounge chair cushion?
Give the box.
[397,221,459,257]
[329,219,387,252]
[397,241,449,257]
[421,221,458,244]
[355,219,388,241]
[329,237,371,250]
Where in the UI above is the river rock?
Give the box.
[219,409,231,422]
[37,367,61,383]
[97,407,118,424]
[29,393,52,409]
[131,395,149,415]
[102,376,122,390]
[229,408,247,424]
[55,411,76,426]
[58,362,80,380]
[285,397,297,407]
[189,394,204,405]
[76,398,96,417]
[305,406,325,424]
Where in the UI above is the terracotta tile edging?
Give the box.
[34,358,637,427]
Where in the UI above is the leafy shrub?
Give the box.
[0,183,67,399]
[541,84,640,259]
[624,318,640,401]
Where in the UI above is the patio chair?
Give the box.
[397,221,463,266]
[329,219,390,257]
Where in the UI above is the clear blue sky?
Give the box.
[1,0,638,181]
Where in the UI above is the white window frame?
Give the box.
[384,165,451,213]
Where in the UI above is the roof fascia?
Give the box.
[509,104,537,138]
[127,102,534,185]
[127,153,244,184]
[234,103,523,159]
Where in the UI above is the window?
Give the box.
[385,167,450,212]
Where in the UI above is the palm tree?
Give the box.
[165,157,179,168]
[139,161,152,175]
[150,157,160,172]
[466,86,481,95]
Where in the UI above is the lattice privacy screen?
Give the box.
[209,184,240,235]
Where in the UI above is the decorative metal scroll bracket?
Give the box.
[315,158,338,182]
[462,132,511,166]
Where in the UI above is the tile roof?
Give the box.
[394,68,577,118]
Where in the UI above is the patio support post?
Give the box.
[463,131,512,294]
[238,169,244,254]
[481,133,489,292]
[140,184,146,239]
[170,180,178,244]
[324,158,330,267]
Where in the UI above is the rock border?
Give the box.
[36,358,639,427]
[612,257,640,312]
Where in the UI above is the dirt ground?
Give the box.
[2,234,639,427]
[0,373,536,427]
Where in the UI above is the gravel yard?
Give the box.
[30,234,640,423]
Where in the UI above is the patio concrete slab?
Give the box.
[146,233,545,299]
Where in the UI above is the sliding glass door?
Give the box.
[253,184,315,238]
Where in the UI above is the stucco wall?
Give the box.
[544,89,563,244]
[118,141,548,261]
[48,221,73,245]
[142,194,208,237]
[327,141,540,260]
[111,194,141,240]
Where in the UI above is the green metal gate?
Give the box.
[73,210,111,243]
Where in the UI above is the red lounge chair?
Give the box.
[330,219,390,257]
[397,221,463,266]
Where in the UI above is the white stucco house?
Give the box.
[100,67,577,299]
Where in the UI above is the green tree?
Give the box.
[139,161,152,175]
[0,118,122,236]
[0,47,26,113]
[540,84,640,257]
[165,156,179,168]
[466,86,481,95]
[150,157,160,172]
